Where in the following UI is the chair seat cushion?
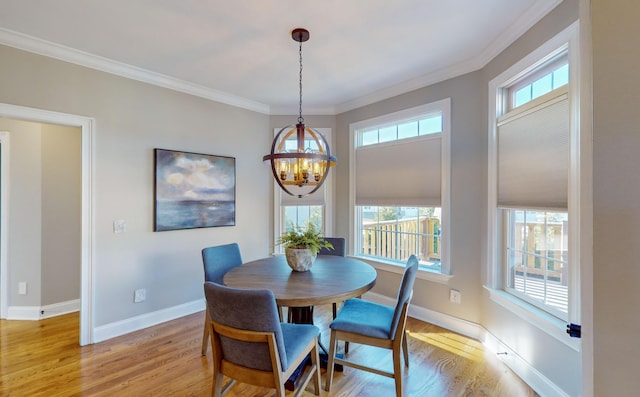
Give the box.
[330,298,394,339]
[281,323,319,370]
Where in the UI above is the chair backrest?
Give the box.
[202,243,242,284]
[389,255,419,337]
[204,281,288,371]
[319,237,346,256]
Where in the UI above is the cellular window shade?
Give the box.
[356,136,441,206]
[497,93,569,210]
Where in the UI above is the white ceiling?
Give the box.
[0,1,562,115]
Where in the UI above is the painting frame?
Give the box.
[154,148,236,231]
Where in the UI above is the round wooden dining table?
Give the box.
[223,254,377,323]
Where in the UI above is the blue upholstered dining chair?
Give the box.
[204,282,321,397]
[201,243,243,356]
[325,255,419,397]
[318,237,347,320]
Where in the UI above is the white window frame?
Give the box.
[272,128,334,254]
[349,99,451,284]
[487,22,581,350]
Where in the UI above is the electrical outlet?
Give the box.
[134,288,146,303]
[113,220,126,234]
[449,289,461,304]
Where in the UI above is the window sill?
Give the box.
[484,286,580,352]
[352,256,452,285]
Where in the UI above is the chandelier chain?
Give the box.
[298,39,304,124]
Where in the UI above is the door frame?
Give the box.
[0,102,94,346]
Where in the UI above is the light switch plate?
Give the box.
[113,220,126,234]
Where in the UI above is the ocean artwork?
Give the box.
[154,149,235,231]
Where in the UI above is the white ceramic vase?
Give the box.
[285,247,317,272]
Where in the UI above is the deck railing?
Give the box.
[361,217,440,264]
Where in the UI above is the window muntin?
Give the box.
[505,209,568,320]
[283,205,323,232]
[358,206,442,272]
[510,56,569,109]
[360,113,442,147]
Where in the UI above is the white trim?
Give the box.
[7,305,41,320]
[0,102,95,346]
[349,99,451,275]
[40,299,81,319]
[485,287,580,351]
[354,256,453,285]
[333,0,564,114]
[0,28,269,115]
[0,132,9,319]
[0,1,562,117]
[577,2,594,395]
[365,291,570,397]
[483,330,571,397]
[93,299,205,343]
[8,299,83,320]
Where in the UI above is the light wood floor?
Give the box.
[0,305,538,396]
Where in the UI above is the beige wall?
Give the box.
[0,119,81,310]
[41,123,82,306]
[0,44,272,327]
[592,0,640,393]
[333,1,582,395]
[11,0,639,393]
[0,119,42,307]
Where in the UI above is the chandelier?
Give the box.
[263,28,337,198]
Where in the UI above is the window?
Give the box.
[488,23,580,334]
[283,205,323,231]
[273,128,333,252]
[505,210,568,318]
[510,55,569,109]
[351,100,450,275]
[362,206,442,273]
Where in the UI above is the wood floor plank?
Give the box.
[0,305,538,396]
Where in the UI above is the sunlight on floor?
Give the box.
[408,330,485,362]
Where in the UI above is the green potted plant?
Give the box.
[277,223,334,271]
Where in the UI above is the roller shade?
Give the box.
[497,93,569,210]
[356,135,441,206]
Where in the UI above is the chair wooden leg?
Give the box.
[201,307,210,356]
[311,339,321,395]
[211,372,224,397]
[332,302,337,318]
[393,344,404,397]
[277,305,284,322]
[324,331,339,392]
[402,330,409,367]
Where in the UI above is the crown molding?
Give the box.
[0,0,562,117]
[334,0,564,114]
[0,28,271,115]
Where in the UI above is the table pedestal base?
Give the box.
[285,306,343,391]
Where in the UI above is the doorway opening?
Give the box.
[0,103,94,345]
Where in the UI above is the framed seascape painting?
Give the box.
[154,149,236,231]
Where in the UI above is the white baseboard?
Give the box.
[41,299,80,319]
[364,292,569,397]
[7,299,80,320]
[93,299,205,343]
[7,305,41,320]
